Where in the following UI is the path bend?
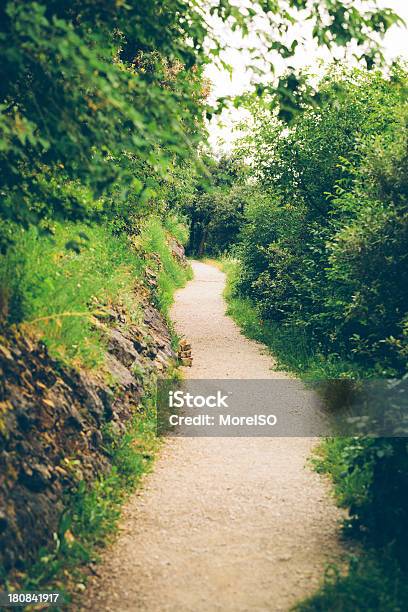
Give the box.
[83,261,343,612]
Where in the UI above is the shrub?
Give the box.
[235,65,408,376]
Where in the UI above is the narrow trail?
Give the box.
[83,261,344,612]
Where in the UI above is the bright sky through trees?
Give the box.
[206,0,408,152]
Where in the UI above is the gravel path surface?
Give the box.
[82,261,344,611]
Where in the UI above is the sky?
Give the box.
[205,0,408,152]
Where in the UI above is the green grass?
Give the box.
[1,217,191,369]
[0,215,191,603]
[163,213,190,246]
[1,222,145,367]
[310,437,374,516]
[140,217,192,315]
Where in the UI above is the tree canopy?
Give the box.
[0,0,402,249]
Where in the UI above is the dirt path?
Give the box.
[83,261,344,611]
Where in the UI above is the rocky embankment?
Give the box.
[0,243,186,580]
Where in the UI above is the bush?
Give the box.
[227,64,408,601]
[184,156,248,256]
[313,436,408,564]
[235,65,408,376]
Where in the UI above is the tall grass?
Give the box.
[1,223,145,367]
[140,217,192,314]
[163,213,190,246]
[0,217,190,368]
[296,553,408,612]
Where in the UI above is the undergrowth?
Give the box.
[0,216,190,369]
[221,257,361,380]
[140,217,192,315]
[219,256,408,612]
[296,552,408,612]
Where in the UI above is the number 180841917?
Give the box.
[1,592,61,607]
